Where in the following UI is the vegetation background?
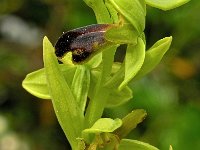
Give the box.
[0,0,199,150]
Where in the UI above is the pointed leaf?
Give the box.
[43,36,83,148]
[119,38,145,90]
[134,36,172,80]
[22,64,76,99]
[71,65,90,114]
[145,0,190,11]
[108,0,146,34]
[119,139,159,150]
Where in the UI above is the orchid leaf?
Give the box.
[43,36,83,149]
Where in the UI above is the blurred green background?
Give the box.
[0,0,199,150]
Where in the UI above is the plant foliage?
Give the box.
[22,0,190,149]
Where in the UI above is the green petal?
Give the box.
[145,0,190,11]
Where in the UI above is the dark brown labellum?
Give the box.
[55,24,112,63]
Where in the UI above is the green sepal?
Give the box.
[22,64,76,99]
[133,36,172,81]
[145,0,190,11]
[119,37,145,90]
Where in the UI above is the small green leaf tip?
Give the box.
[146,0,190,11]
